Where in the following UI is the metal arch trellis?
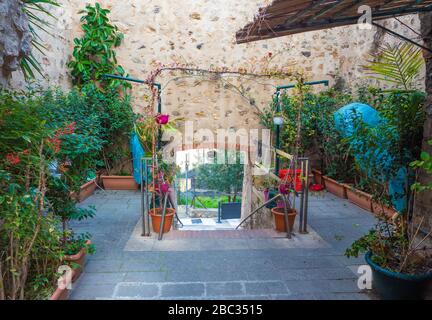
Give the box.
[101,73,327,239]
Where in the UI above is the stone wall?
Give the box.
[7,0,425,138]
[416,12,432,233]
[0,0,31,86]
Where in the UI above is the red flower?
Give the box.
[6,153,20,165]
[310,184,325,192]
[268,52,273,57]
[49,122,76,154]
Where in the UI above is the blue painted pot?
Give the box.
[365,251,432,300]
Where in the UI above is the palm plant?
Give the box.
[20,0,59,80]
[364,42,424,91]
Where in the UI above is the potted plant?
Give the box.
[346,215,432,300]
[149,179,176,234]
[271,183,297,233]
[253,175,278,201]
[46,175,96,281]
[345,145,432,299]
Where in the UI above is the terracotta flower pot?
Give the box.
[322,176,347,199]
[64,240,91,282]
[271,207,297,233]
[346,186,373,212]
[312,169,323,185]
[49,269,76,300]
[149,208,175,234]
[101,175,138,190]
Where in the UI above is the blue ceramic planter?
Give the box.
[365,251,432,300]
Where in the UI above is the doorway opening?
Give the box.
[174,148,244,230]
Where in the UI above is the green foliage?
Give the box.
[411,140,432,193]
[364,43,424,91]
[260,88,354,181]
[195,152,243,201]
[20,0,60,80]
[67,3,135,173]
[64,233,95,256]
[36,88,105,186]
[81,84,135,173]
[0,88,98,299]
[67,2,129,89]
[377,91,426,168]
[345,217,431,275]
[178,195,235,209]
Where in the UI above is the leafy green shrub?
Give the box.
[68,3,135,174]
[194,152,244,202]
[0,90,64,300]
[260,88,354,181]
[0,88,101,299]
[67,3,128,89]
[81,84,135,173]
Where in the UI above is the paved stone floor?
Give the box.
[69,189,377,300]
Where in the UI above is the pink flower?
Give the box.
[156,114,169,125]
[278,184,289,195]
[160,181,170,193]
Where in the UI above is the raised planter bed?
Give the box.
[70,180,97,203]
[372,201,398,220]
[78,180,97,202]
[322,176,347,199]
[64,240,91,282]
[345,185,373,212]
[312,169,323,185]
[101,175,138,190]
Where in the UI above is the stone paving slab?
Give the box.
[69,190,378,300]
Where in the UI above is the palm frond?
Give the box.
[19,0,59,80]
[363,43,424,90]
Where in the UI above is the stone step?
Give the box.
[163,228,285,239]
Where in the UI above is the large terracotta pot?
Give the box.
[101,175,138,190]
[271,207,297,233]
[64,240,91,282]
[49,269,76,300]
[149,208,175,234]
[322,176,347,199]
[346,186,373,212]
